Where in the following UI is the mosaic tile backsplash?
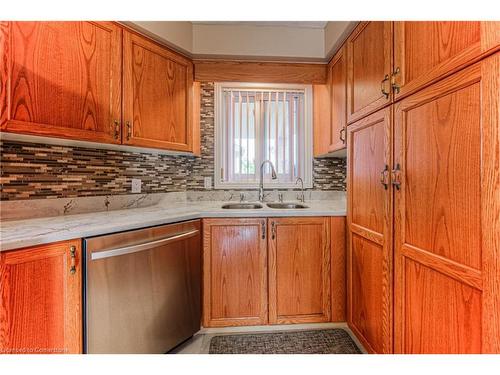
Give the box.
[0,82,346,201]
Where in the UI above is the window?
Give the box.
[214,82,313,189]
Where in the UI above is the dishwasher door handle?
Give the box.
[90,229,199,260]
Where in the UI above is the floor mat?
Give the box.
[209,329,362,354]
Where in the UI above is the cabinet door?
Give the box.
[312,84,331,156]
[394,54,500,354]
[0,22,122,144]
[328,45,348,152]
[0,239,82,354]
[202,218,268,327]
[393,21,500,100]
[268,217,331,324]
[123,31,194,152]
[346,107,392,353]
[347,22,392,124]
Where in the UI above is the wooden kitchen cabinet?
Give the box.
[328,45,348,153]
[0,239,82,354]
[346,106,393,353]
[268,217,331,324]
[393,53,500,354]
[202,218,268,327]
[122,30,194,152]
[392,21,500,100]
[0,22,122,144]
[346,21,392,124]
[313,46,347,156]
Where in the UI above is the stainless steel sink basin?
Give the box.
[266,203,309,209]
[221,203,263,209]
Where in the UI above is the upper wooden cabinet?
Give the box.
[328,45,348,152]
[0,22,199,153]
[0,22,122,143]
[0,239,82,354]
[313,46,347,156]
[202,218,268,327]
[268,217,331,324]
[346,22,392,124]
[122,31,194,152]
[393,21,500,100]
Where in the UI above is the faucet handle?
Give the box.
[278,193,283,203]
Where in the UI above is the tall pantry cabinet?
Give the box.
[345,21,500,354]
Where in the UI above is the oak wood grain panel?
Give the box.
[349,234,385,353]
[347,106,392,353]
[402,79,481,269]
[328,45,347,153]
[330,217,346,322]
[350,109,390,234]
[202,218,268,327]
[481,52,500,353]
[313,84,331,156]
[394,55,500,353]
[393,21,500,100]
[0,21,122,144]
[402,244,482,290]
[402,259,482,354]
[268,217,330,324]
[194,60,327,84]
[346,22,392,124]
[0,239,82,354]
[123,30,194,152]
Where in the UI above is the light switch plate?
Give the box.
[131,178,142,193]
[204,177,212,189]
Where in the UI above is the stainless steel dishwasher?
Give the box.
[83,220,201,354]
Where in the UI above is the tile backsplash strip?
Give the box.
[0,82,346,201]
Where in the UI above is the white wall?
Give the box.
[128,21,356,61]
[324,21,357,59]
[130,21,193,54]
[192,23,325,60]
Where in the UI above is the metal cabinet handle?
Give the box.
[271,221,276,240]
[339,128,346,143]
[261,220,266,240]
[91,229,199,260]
[380,164,389,190]
[126,121,132,141]
[391,67,401,94]
[69,245,76,275]
[380,74,390,99]
[113,120,120,140]
[392,163,401,190]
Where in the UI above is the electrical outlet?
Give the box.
[131,178,142,193]
[204,177,212,189]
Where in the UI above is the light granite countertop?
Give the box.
[0,198,346,251]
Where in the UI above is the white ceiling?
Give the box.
[191,21,329,29]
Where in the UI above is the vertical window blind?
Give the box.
[216,84,311,187]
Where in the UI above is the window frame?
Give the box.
[214,82,313,189]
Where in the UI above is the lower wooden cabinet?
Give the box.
[202,216,343,328]
[202,218,268,327]
[268,217,331,324]
[0,239,82,354]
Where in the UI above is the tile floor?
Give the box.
[170,322,367,354]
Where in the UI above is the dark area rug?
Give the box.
[209,329,362,354]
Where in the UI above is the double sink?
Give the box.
[221,202,308,210]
